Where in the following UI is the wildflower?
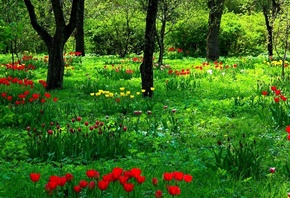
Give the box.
[65,173,73,182]
[98,180,109,191]
[269,167,275,173]
[167,185,181,195]
[135,175,146,184]
[44,93,51,98]
[84,121,89,126]
[90,93,95,96]
[86,169,99,179]
[73,185,82,193]
[88,181,95,190]
[141,89,145,93]
[163,172,173,181]
[120,87,125,91]
[271,86,277,91]
[173,171,183,181]
[112,167,123,181]
[155,190,163,198]
[280,95,287,101]
[136,92,140,95]
[119,176,129,185]
[150,87,155,91]
[274,97,280,103]
[183,174,193,182]
[29,173,40,182]
[261,91,268,96]
[130,168,142,178]
[152,177,158,186]
[79,180,88,188]
[275,90,281,95]
[53,98,58,102]
[58,176,67,187]
[123,183,134,193]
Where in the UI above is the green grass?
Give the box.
[1,54,290,197]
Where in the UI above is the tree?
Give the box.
[258,0,281,56]
[24,0,80,90]
[156,0,180,65]
[272,0,289,79]
[206,0,225,61]
[140,0,159,97]
[75,0,85,56]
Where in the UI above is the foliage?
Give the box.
[1,53,290,197]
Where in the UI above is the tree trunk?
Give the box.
[206,0,225,61]
[24,0,80,90]
[46,39,65,90]
[263,6,273,56]
[140,0,158,97]
[157,19,166,65]
[75,0,85,56]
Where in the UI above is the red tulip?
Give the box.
[152,177,158,186]
[86,169,99,179]
[135,175,146,184]
[155,190,163,198]
[168,185,181,195]
[73,185,82,193]
[173,171,183,181]
[98,180,109,191]
[65,173,73,182]
[79,180,88,188]
[163,172,173,181]
[29,173,40,182]
[123,183,134,193]
[88,181,95,190]
[58,176,67,186]
[183,174,193,182]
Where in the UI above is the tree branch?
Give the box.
[51,0,66,29]
[65,0,81,40]
[24,0,52,46]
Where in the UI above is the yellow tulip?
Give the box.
[150,87,155,91]
[90,93,95,96]
[120,87,125,91]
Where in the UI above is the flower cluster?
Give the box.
[131,57,143,63]
[194,61,237,70]
[30,168,193,197]
[168,69,190,76]
[262,86,287,103]
[0,77,57,105]
[3,63,36,71]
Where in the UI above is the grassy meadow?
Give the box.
[1,52,290,197]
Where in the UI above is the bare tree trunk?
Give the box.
[75,0,85,56]
[263,6,273,56]
[157,19,166,65]
[140,0,158,97]
[206,0,225,61]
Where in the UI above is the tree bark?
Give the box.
[75,0,85,56]
[157,19,166,65]
[262,6,273,56]
[140,0,158,97]
[24,0,80,90]
[206,0,225,61]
